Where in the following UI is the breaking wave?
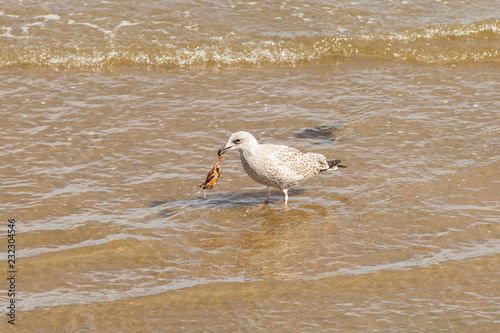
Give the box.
[1,19,498,70]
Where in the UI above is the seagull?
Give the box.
[218,131,346,209]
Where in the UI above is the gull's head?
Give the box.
[218,131,258,155]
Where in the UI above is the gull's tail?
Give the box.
[322,159,347,171]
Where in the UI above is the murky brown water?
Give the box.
[1,1,500,332]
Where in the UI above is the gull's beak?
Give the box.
[218,144,233,156]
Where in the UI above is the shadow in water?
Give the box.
[150,188,307,217]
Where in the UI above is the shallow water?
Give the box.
[1,1,500,332]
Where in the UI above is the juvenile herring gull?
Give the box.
[218,131,346,209]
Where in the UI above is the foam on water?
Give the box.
[0,1,499,70]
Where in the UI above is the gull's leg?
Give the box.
[282,189,289,210]
[264,187,271,204]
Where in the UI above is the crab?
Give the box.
[199,152,222,190]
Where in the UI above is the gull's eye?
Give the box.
[233,139,241,144]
